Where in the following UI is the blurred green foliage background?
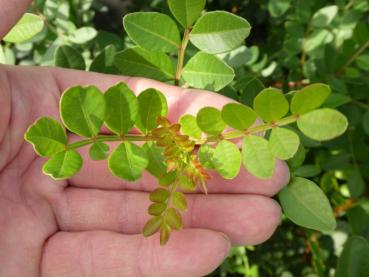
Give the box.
[2,0,369,276]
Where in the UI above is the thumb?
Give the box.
[0,0,32,39]
[42,229,231,277]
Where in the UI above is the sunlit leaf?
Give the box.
[182,52,235,91]
[253,88,289,122]
[60,86,106,137]
[108,142,148,181]
[114,47,175,82]
[3,13,44,43]
[43,150,83,180]
[104,82,138,135]
[297,108,348,141]
[179,114,202,139]
[69,27,97,44]
[168,0,206,27]
[291,83,331,115]
[221,103,257,130]
[311,5,338,28]
[190,11,251,54]
[25,117,67,157]
[279,177,336,232]
[269,127,300,160]
[123,12,180,52]
[198,144,215,169]
[136,88,168,134]
[212,140,241,179]
[242,135,275,179]
[196,107,226,135]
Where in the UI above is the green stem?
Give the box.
[175,28,190,86]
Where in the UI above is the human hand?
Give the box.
[0,2,289,276]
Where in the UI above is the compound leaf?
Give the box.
[196,107,226,135]
[123,12,180,52]
[253,88,289,122]
[114,47,175,82]
[43,150,83,180]
[136,88,168,134]
[297,108,348,141]
[168,0,206,27]
[179,114,202,139]
[221,103,257,130]
[104,82,138,135]
[212,140,241,179]
[60,86,106,138]
[279,177,336,232]
[242,135,275,179]
[24,117,67,157]
[190,11,251,54]
[182,52,234,91]
[291,83,331,115]
[108,142,148,181]
[269,127,300,160]
[3,13,44,43]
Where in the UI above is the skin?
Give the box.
[0,1,290,276]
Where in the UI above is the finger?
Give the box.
[67,139,289,196]
[41,230,230,277]
[54,187,281,245]
[51,67,234,122]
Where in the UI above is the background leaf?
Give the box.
[190,11,251,54]
[108,142,149,181]
[104,82,138,135]
[297,108,348,141]
[69,27,97,44]
[212,140,242,179]
[279,177,336,232]
[253,88,289,122]
[89,45,118,74]
[114,47,175,82]
[182,52,235,91]
[168,0,206,27]
[136,88,168,134]
[196,107,226,135]
[242,135,275,179]
[24,117,67,157]
[3,13,44,43]
[43,150,83,180]
[55,45,86,70]
[60,86,106,137]
[269,127,300,160]
[123,12,180,52]
[221,103,257,130]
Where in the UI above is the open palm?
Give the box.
[0,65,290,276]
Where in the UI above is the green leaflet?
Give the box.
[136,88,168,134]
[221,103,257,130]
[69,27,97,44]
[148,203,167,216]
[196,107,226,135]
[198,144,215,169]
[104,82,138,135]
[123,12,180,53]
[291,83,331,115]
[3,13,44,43]
[172,192,187,211]
[108,142,149,181]
[150,188,170,203]
[335,236,369,277]
[89,142,109,161]
[253,88,289,122]
[89,45,117,74]
[168,0,206,27]
[212,140,241,179]
[43,150,83,180]
[269,127,300,160]
[24,117,67,157]
[297,108,348,141]
[55,45,86,70]
[279,177,336,232]
[165,208,183,229]
[142,142,167,178]
[114,47,175,82]
[311,5,338,28]
[190,11,251,54]
[179,114,202,139]
[60,86,106,138]
[182,52,235,91]
[268,0,291,17]
[142,216,163,237]
[242,135,275,179]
